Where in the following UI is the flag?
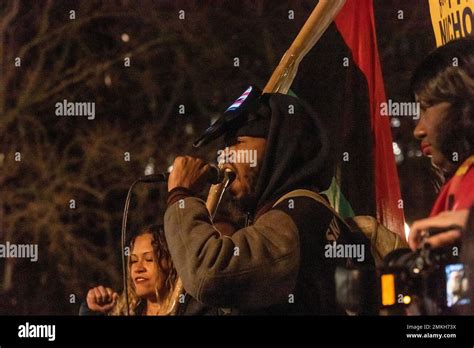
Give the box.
[292,0,405,236]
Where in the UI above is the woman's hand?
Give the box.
[408,209,469,250]
[86,285,119,313]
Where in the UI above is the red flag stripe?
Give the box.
[334,0,405,235]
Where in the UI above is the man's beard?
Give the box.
[232,165,261,214]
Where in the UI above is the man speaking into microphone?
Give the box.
[164,86,366,315]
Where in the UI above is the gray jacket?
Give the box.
[164,190,361,314]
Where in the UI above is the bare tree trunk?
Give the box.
[3,257,14,292]
[0,199,14,293]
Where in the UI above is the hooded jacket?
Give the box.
[164,93,368,314]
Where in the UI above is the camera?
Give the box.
[336,229,471,315]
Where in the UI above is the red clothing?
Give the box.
[430,156,474,216]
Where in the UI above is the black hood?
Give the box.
[252,93,333,214]
[194,89,334,215]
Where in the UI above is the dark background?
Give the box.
[0,0,439,314]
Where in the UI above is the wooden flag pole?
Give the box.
[263,0,346,94]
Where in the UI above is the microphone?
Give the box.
[137,164,225,184]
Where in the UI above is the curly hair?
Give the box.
[110,224,179,315]
[411,37,474,169]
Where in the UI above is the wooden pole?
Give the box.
[263,0,346,94]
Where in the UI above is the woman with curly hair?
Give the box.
[81,224,214,315]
